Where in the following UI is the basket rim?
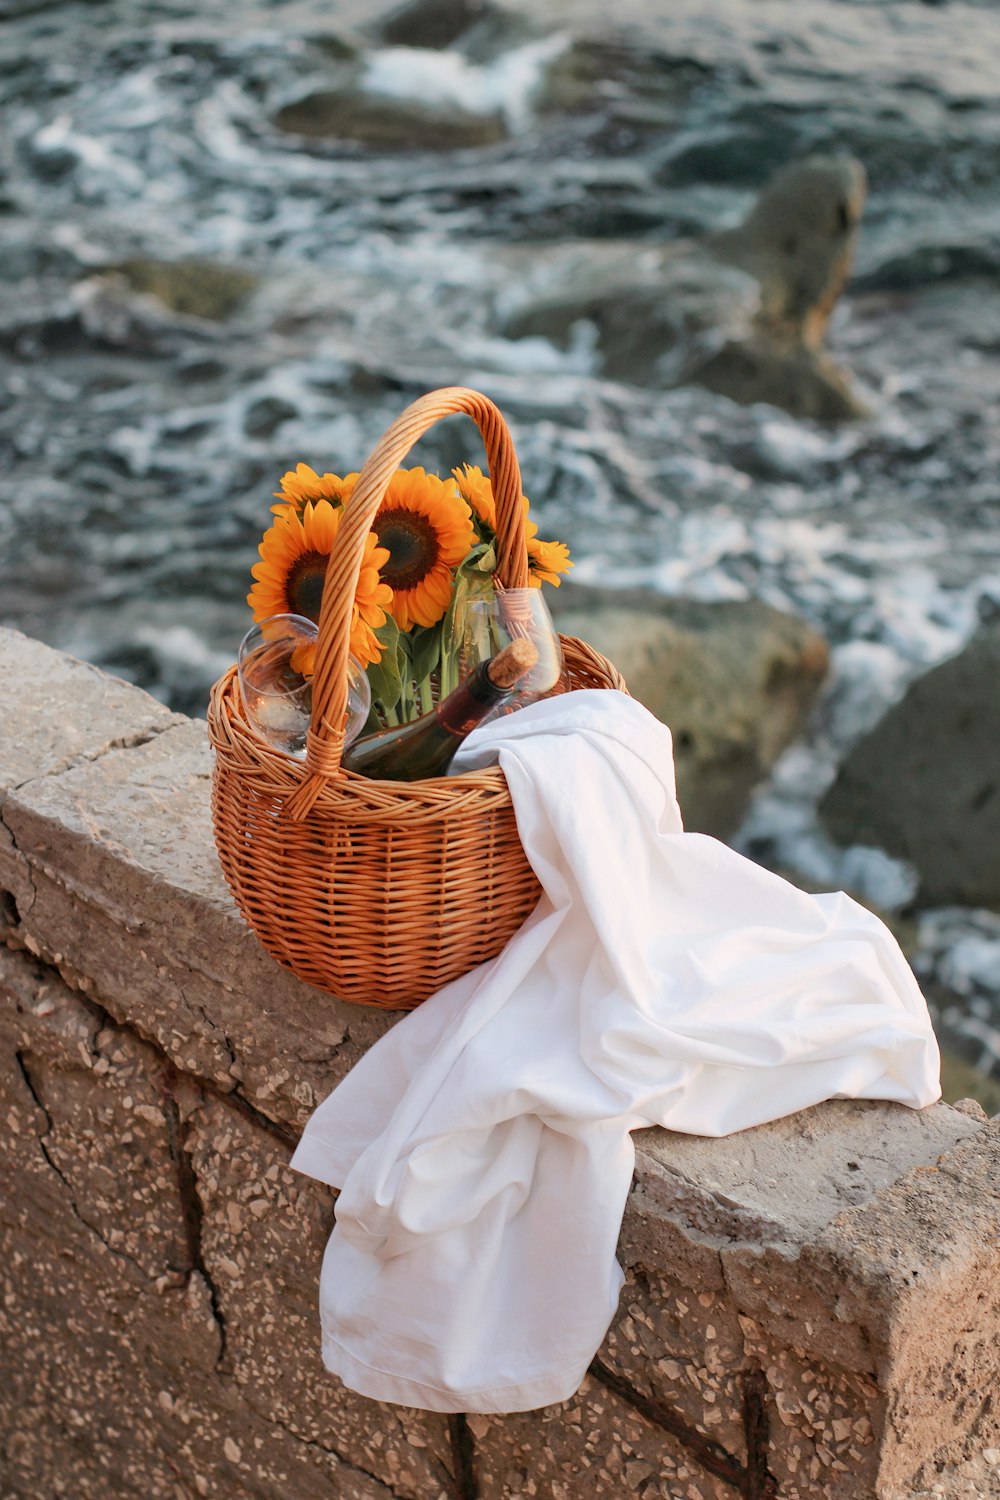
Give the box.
[207,632,626,826]
[208,664,515,824]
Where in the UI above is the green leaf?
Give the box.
[366,617,403,714]
[408,623,442,686]
[457,540,493,573]
[470,541,497,575]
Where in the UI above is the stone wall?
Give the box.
[2,626,999,1500]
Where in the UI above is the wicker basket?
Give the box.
[207,386,627,1008]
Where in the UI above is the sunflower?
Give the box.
[527,534,573,588]
[374,468,476,632]
[270,464,358,519]
[248,498,392,668]
[453,463,500,533]
[453,464,572,587]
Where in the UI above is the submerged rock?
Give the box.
[501,156,869,421]
[373,0,499,50]
[272,89,506,150]
[67,277,215,356]
[820,622,1000,907]
[550,585,829,837]
[107,260,258,322]
[688,339,863,424]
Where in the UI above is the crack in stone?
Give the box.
[0,888,20,932]
[588,1356,749,1494]
[8,719,184,797]
[72,982,298,1151]
[742,1366,779,1500]
[162,1085,229,1372]
[3,894,303,1150]
[112,984,300,1146]
[224,1082,300,1151]
[0,796,37,918]
[262,1408,421,1499]
[13,1047,153,1284]
[447,1414,479,1500]
[191,996,239,1083]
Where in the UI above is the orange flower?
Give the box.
[248,498,392,668]
[270,464,358,518]
[374,468,476,631]
[453,463,500,532]
[527,535,573,588]
[453,464,572,587]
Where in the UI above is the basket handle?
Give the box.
[285,386,529,819]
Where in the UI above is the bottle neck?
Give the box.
[435,661,510,736]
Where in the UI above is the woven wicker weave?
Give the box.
[208,387,627,1008]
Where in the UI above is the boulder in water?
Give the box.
[372,0,499,50]
[688,339,865,424]
[501,156,869,421]
[550,585,829,837]
[820,622,1000,907]
[709,156,866,354]
[107,260,258,322]
[66,261,256,355]
[272,89,506,150]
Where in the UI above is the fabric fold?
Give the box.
[290,690,940,1413]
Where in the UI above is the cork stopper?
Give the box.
[485,637,539,690]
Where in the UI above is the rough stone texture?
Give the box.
[0,629,398,1137]
[0,627,183,920]
[901,1448,1000,1499]
[0,946,454,1500]
[820,621,1000,906]
[2,630,1000,1500]
[551,586,829,837]
[620,1106,1000,1499]
[471,1372,736,1499]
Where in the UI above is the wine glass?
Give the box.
[238,614,371,759]
[454,584,563,725]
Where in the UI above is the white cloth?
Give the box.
[290,690,939,1414]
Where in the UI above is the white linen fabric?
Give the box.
[290,690,940,1414]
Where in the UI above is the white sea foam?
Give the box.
[362,36,568,133]
[755,417,863,478]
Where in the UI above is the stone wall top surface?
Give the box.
[0,627,183,790]
[635,1095,982,1245]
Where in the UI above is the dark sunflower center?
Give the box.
[376,508,439,590]
[285,551,329,623]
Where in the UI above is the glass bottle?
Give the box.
[343,638,537,782]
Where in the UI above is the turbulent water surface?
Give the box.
[2,0,1000,1070]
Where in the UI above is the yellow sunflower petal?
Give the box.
[248,489,394,666]
[350,612,384,667]
[374,468,476,632]
[453,463,497,532]
[302,498,341,554]
[527,535,573,587]
[272,463,352,515]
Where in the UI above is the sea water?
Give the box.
[2,0,999,1075]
